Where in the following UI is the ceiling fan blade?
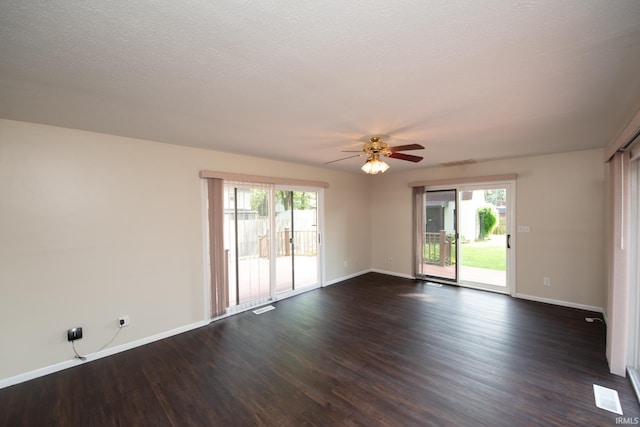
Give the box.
[388,152,423,162]
[324,154,365,164]
[388,144,425,152]
[341,150,364,153]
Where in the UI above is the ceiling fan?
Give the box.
[325,136,425,174]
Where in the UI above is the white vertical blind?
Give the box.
[607,152,631,376]
[223,181,273,308]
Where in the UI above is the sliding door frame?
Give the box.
[419,187,458,283]
[202,175,325,321]
[274,185,324,299]
[416,177,516,296]
[457,181,515,295]
[627,151,640,390]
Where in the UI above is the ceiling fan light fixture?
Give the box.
[361,155,389,174]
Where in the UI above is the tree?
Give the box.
[250,189,268,216]
[477,205,498,241]
[293,191,315,210]
[252,190,317,215]
[485,189,505,206]
[276,191,316,211]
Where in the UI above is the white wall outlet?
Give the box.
[518,225,530,232]
[118,315,129,328]
[343,260,348,268]
[543,278,551,286]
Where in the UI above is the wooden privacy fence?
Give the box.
[229,217,317,258]
[424,231,453,266]
[274,230,317,257]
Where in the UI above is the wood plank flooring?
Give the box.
[1,272,639,426]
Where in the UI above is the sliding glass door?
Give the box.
[223,183,272,308]
[275,189,319,295]
[216,182,321,315]
[422,189,457,281]
[458,184,511,293]
[416,180,514,294]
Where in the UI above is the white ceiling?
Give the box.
[1,0,640,173]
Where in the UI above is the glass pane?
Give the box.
[423,190,457,281]
[292,191,318,288]
[275,190,319,293]
[224,183,271,307]
[275,190,293,293]
[459,187,507,288]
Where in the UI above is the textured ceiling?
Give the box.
[1,0,640,173]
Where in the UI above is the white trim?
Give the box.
[318,188,326,288]
[409,174,518,188]
[0,320,208,390]
[459,281,510,295]
[210,285,322,323]
[627,367,640,403]
[276,284,320,299]
[628,153,640,375]
[514,292,604,313]
[323,269,372,286]
[269,186,277,298]
[370,268,415,280]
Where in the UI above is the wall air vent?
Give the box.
[439,159,477,167]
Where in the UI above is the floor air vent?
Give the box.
[593,384,623,414]
[253,305,276,315]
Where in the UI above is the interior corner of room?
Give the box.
[2,114,639,389]
[1,3,640,421]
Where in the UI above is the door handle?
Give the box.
[507,234,511,249]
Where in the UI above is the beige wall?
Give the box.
[370,149,606,309]
[0,118,608,382]
[0,119,371,380]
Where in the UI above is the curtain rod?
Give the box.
[408,174,517,188]
[199,170,329,188]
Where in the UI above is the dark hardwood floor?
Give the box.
[2,272,639,426]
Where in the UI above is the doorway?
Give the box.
[417,181,514,294]
[423,189,457,281]
[458,183,512,293]
[275,188,319,296]
[220,182,321,314]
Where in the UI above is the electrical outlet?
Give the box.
[543,277,551,286]
[67,327,83,342]
[118,315,129,328]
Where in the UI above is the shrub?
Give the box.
[477,205,498,240]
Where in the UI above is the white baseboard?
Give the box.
[0,320,209,390]
[514,292,604,313]
[370,268,415,280]
[323,269,372,286]
[5,283,601,390]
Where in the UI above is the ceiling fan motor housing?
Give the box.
[364,137,391,157]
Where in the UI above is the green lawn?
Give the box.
[460,243,506,271]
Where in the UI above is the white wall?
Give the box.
[370,149,606,309]
[0,119,371,381]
